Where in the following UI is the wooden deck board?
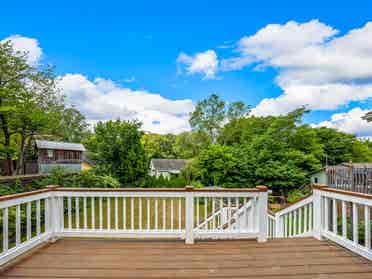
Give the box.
[1,238,371,278]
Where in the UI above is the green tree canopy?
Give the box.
[86,120,147,185]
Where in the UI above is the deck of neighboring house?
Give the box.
[1,238,372,278]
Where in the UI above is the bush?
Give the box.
[287,189,306,203]
[34,169,120,188]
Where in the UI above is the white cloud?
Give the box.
[177,50,219,79]
[57,74,194,134]
[218,20,372,117]
[1,35,42,65]
[313,108,372,137]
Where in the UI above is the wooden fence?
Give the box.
[327,165,372,194]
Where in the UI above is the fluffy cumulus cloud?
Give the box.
[313,108,372,137]
[57,74,194,134]
[177,50,219,79]
[1,35,42,65]
[223,20,372,117]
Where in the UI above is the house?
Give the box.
[309,168,327,184]
[310,162,372,185]
[35,140,86,174]
[149,159,187,178]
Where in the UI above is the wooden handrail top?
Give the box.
[313,184,372,200]
[0,188,53,202]
[0,185,268,202]
[54,186,266,193]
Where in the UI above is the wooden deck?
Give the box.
[1,238,372,278]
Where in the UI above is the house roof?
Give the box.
[35,140,86,152]
[150,159,187,172]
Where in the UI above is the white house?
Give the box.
[149,159,187,179]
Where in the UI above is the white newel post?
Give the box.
[47,186,61,241]
[185,186,194,244]
[313,184,326,240]
[257,186,268,242]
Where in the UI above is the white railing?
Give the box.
[269,195,314,238]
[0,187,55,266]
[313,185,372,260]
[0,185,268,266]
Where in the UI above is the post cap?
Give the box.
[312,184,328,190]
[185,185,194,191]
[255,185,268,192]
[46,185,59,190]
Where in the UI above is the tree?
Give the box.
[189,94,225,143]
[86,120,147,185]
[173,131,211,159]
[141,133,177,159]
[189,94,250,143]
[54,107,90,143]
[0,40,65,175]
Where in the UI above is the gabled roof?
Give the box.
[150,159,187,172]
[35,140,86,152]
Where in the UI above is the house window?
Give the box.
[47,150,54,158]
[314,177,318,183]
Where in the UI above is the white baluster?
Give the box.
[196,197,199,228]
[342,200,347,238]
[131,198,134,230]
[147,199,150,230]
[178,198,182,230]
[298,207,302,234]
[3,208,8,252]
[123,198,127,230]
[107,198,111,230]
[162,199,166,230]
[304,204,308,233]
[16,205,21,246]
[212,198,216,230]
[139,198,142,230]
[353,203,358,244]
[91,197,95,229]
[68,197,72,230]
[170,199,174,231]
[332,199,337,234]
[36,200,41,235]
[115,197,118,230]
[365,205,371,249]
[99,197,103,230]
[155,199,158,230]
[83,197,87,230]
[204,197,208,230]
[75,197,79,229]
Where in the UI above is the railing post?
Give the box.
[185,186,194,244]
[313,184,326,240]
[46,186,61,241]
[256,186,268,243]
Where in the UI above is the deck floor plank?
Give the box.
[1,238,371,278]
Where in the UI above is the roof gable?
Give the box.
[35,140,86,152]
[150,159,187,171]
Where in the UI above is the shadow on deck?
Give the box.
[1,237,372,278]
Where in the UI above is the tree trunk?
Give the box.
[15,134,27,175]
[0,113,13,175]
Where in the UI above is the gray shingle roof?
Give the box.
[150,159,187,172]
[35,140,86,152]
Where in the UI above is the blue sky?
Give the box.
[1,0,371,135]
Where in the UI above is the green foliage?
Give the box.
[190,94,250,143]
[140,174,187,188]
[86,120,147,185]
[34,169,120,188]
[287,189,306,203]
